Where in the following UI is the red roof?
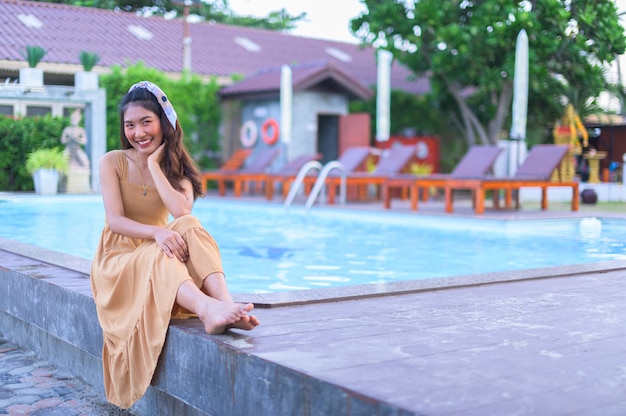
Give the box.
[0,0,430,95]
[219,60,374,100]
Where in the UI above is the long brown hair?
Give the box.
[119,86,204,199]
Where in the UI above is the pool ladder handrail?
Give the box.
[284,160,323,210]
[305,161,347,210]
[284,160,347,210]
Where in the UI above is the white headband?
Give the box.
[128,80,178,130]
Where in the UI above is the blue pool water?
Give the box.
[1,194,625,293]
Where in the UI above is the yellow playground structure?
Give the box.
[552,104,590,182]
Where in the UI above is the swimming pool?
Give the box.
[1,194,625,293]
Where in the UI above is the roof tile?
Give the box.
[0,0,430,94]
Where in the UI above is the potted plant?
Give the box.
[19,45,47,86]
[75,50,101,90]
[26,148,69,195]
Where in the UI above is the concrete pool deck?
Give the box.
[2,191,626,415]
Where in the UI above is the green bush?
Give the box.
[25,148,69,174]
[21,45,47,68]
[79,51,101,71]
[0,115,68,191]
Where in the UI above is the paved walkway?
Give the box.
[0,335,133,416]
[239,266,626,415]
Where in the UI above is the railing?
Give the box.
[304,161,347,210]
[284,160,323,210]
[283,160,347,211]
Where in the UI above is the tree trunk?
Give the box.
[488,82,513,145]
[447,82,490,145]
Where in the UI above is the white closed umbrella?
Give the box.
[376,49,392,142]
[509,29,529,175]
[510,29,528,141]
[280,65,292,145]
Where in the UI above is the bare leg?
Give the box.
[176,280,253,334]
[203,272,260,330]
[202,272,234,302]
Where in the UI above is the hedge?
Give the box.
[0,115,67,191]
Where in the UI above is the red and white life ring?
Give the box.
[239,120,258,148]
[261,118,280,145]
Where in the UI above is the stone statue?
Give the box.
[61,108,90,168]
[61,108,91,193]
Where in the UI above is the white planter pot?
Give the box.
[75,71,99,90]
[33,169,59,194]
[19,68,44,87]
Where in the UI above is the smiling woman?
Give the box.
[89,81,258,409]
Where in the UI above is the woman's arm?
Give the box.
[100,152,161,239]
[148,144,194,218]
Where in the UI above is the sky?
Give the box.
[227,0,367,44]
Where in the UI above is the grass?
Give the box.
[521,200,626,214]
[578,201,626,213]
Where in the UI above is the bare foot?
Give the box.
[229,314,260,331]
[197,301,253,334]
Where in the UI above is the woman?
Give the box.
[90,80,259,409]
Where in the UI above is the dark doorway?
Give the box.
[317,114,339,164]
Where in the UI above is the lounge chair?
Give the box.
[327,146,375,175]
[230,152,323,200]
[201,148,252,193]
[443,144,579,214]
[203,147,280,196]
[382,145,503,210]
[323,144,417,204]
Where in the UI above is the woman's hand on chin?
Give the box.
[148,143,166,165]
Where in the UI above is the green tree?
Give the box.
[352,0,626,146]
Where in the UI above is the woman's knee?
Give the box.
[169,214,202,232]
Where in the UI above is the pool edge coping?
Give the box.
[3,236,626,308]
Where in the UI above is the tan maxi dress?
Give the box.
[90,150,223,408]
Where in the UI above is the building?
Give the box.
[219,60,375,166]
[0,0,435,187]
